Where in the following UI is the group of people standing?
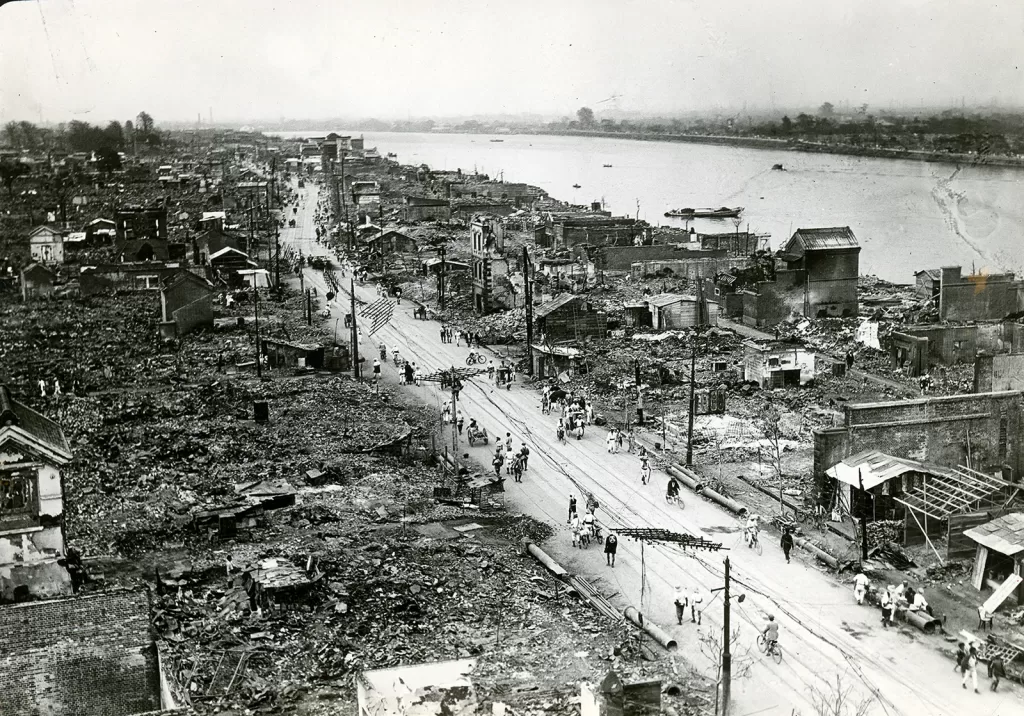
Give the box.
[491,432,530,482]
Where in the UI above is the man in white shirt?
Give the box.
[854,571,870,605]
[674,585,688,625]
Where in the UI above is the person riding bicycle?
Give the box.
[762,615,779,653]
[745,514,761,547]
[666,476,681,503]
[582,508,596,539]
[392,348,401,364]
[468,349,478,363]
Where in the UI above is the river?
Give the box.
[271,131,1024,284]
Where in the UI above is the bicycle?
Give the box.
[757,634,783,664]
[665,491,685,510]
[795,504,828,532]
[465,353,487,365]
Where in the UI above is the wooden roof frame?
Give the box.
[894,465,1013,521]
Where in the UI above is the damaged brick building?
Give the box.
[814,391,1023,495]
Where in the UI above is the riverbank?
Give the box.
[462,128,1024,169]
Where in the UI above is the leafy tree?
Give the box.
[0,158,29,201]
[576,107,595,127]
[819,102,835,117]
[18,121,40,149]
[104,121,124,149]
[3,122,19,148]
[95,146,122,175]
[780,115,792,134]
[796,113,814,132]
[136,111,154,135]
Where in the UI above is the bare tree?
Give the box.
[808,674,874,716]
[755,404,785,512]
[699,627,753,716]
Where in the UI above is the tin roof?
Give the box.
[646,292,696,308]
[534,293,580,318]
[826,449,955,491]
[782,226,859,257]
[964,513,1024,557]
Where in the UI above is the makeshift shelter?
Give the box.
[357,659,477,716]
[963,513,1024,607]
[826,450,1016,557]
[532,344,584,380]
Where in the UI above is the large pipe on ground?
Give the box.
[900,608,941,635]
[666,465,748,516]
[623,606,678,651]
[791,534,839,569]
[521,540,568,578]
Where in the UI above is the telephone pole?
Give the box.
[523,246,533,375]
[438,245,447,311]
[722,557,733,715]
[350,277,360,379]
[253,283,262,378]
[420,366,486,476]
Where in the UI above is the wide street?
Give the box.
[279,180,1021,716]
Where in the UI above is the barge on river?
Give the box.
[664,206,743,219]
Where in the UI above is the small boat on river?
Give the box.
[664,206,743,219]
[572,183,581,189]
[603,164,613,168]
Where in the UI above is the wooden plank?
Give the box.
[983,574,1024,615]
[972,545,988,591]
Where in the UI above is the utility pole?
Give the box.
[523,246,533,375]
[722,556,733,716]
[709,555,744,716]
[438,245,447,311]
[686,329,698,466]
[420,366,486,478]
[253,283,262,378]
[858,469,869,560]
[350,277,360,379]
[274,229,281,291]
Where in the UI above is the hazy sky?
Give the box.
[1,0,1022,124]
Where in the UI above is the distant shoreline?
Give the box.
[520,129,1024,169]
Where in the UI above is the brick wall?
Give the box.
[0,589,161,716]
[975,353,1024,392]
[603,245,714,271]
[813,391,1024,487]
[939,267,1024,321]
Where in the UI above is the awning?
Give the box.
[963,513,1024,557]
[825,450,949,491]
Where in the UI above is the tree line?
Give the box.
[2,111,160,154]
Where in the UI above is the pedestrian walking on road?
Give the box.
[492,452,503,477]
[454,329,462,346]
[575,423,585,440]
[640,457,651,485]
[372,359,381,380]
[674,585,688,625]
[604,532,617,567]
[854,571,870,605]
[989,654,1007,691]
[690,588,703,624]
[519,443,530,471]
[781,528,794,563]
[505,432,513,453]
[568,495,577,524]
[488,361,495,379]
[571,514,583,548]
[880,589,893,628]
[955,642,967,673]
[457,414,464,435]
[606,431,616,453]
[962,645,979,693]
